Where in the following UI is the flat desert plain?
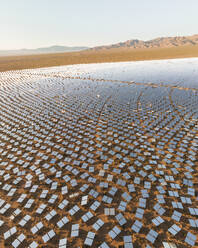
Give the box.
[1,44,198,72]
[0,58,197,247]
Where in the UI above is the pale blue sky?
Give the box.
[0,0,198,50]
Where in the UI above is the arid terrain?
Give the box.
[0,59,197,247]
[1,34,198,73]
[0,44,198,73]
[91,34,198,50]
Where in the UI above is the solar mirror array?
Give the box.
[0,64,197,247]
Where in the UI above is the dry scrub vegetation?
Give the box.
[0,45,198,72]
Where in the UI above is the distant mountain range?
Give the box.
[1,34,198,56]
[90,34,198,50]
[0,45,89,56]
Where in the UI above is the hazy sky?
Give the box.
[1,0,198,50]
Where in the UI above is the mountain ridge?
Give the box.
[0,45,89,56]
[90,34,198,50]
[1,34,198,56]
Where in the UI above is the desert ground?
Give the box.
[1,45,198,72]
[0,58,197,247]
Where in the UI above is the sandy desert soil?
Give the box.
[0,45,198,72]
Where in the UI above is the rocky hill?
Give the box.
[91,34,198,50]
